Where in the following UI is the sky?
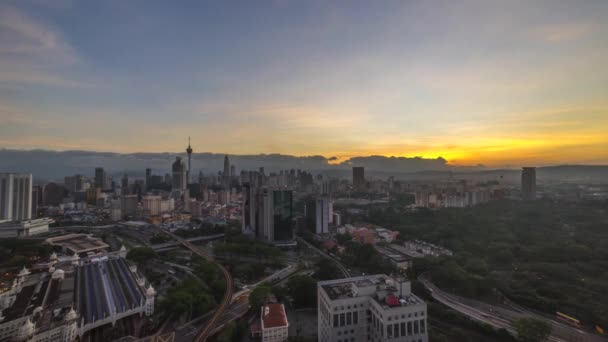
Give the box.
[1,0,607,167]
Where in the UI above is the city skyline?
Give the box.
[1,1,608,166]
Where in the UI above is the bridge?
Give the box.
[150,234,225,252]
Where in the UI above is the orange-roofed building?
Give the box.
[261,303,289,342]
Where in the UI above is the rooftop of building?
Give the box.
[319,274,424,310]
[1,255,149,332]
[261,303,288,329]
[45,234,109,254]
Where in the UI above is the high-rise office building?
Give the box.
[186,137,193,184]
[353,167,365,190]
[318,275,428,342]
[316,196,330,234]
[145,168,152,189]
[64,174,84,193]
[121,174,129,194]
[172,157,187,194]
[94,167,107,190]
[0,173,32,222]
[265,189,294,241]
[223,154,230,188]
[521,167,537,200]
[242,183,258,236]
[242,186,294,242]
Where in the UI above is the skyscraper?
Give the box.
[172,157,187,194]
[521,167,537,200]
[223,154,230,188]
[353,166,365,190]
[64,174,84,193]
[94,167,106,189]
[316,196,330,234]
[121,174,129,194]
[145,168,152,190]
[186,137,193,185]
[267,189,294,241]
[0,173,33,222]
[242,186,294,242]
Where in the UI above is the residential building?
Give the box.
[317,275,428,342]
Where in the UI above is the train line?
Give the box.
[156,228,234,342]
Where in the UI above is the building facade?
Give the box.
[0,173,32,222]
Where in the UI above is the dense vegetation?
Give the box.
[366,199,608,329]
[0,238,51,268]
[512,318,552,342]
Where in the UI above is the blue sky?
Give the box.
[1,0,608,166]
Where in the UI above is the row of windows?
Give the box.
[387,311,425,321]
[333,311,359,327]
[371,313,426,338]
[387,319,426,339]
[334,302,366,312]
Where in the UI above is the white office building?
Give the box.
[316,196,330,234]
[0,173,33,222]
[318,275,428,342]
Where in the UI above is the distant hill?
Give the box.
[0,149,606,183]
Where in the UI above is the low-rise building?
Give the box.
[0,253,155,341]
[0,218,54,238]
[261,303,289,342]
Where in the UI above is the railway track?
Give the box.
[156,228,233,342]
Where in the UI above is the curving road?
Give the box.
[156,228,234,342]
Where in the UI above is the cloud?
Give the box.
[0,5,85,87]
[534,22,593,43]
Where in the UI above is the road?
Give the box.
[296,236,350,277]
[419,276,607,342]
[155,228,234,342]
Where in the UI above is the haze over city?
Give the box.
[2,0,608,167]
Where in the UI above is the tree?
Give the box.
[126,247,157,265]
[249,284,273,309]
[315,259,342,281]
[512,318,552,342]
[286,275,317,308]
[335,233,352,245]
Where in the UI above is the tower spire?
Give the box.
[186,137,193,185]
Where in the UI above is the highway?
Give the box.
[419,275,607,342]
[156,228,234,342]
